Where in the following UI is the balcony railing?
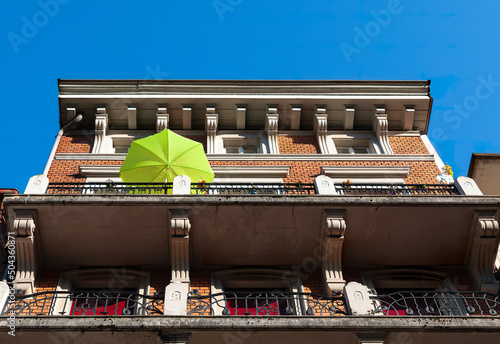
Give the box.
[373,290,500,316]
[7,290,164,316]
[335,183,459,196]
[187,290,347,316]
[46,182,458,196]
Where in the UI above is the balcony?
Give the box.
[45,182,458,196]
[5,289,500,317]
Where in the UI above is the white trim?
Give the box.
[421,134,445,171]
[60,95,431,100]
[211,166,290,178]
[321,166,410,179]
[57,153,436,162]
[388,131,421,137]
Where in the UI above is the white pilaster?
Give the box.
[321,209,346,293]
[290,105,302,130]
[266,106,279,154]
[466,210,500,293]
[92,106,108,154]
[343,105,355,130]
[182,105,192,130]
[156,105,169,132]
[14,210,39,294]
[236,105,246,130]
[314,106,329,154]
[205,105,218,154]
[373,106,393,154]
[127,104,137,130]
[169,210,191,285]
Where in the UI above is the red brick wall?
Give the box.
[56,135,94,153]
[389,136,430,155]
[278,136,320,154]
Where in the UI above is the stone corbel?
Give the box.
[373,106,393,154]
[266,106,279,154]
[236,105,246,130]
[321,209,346,293]
[182,105,192,130]
[314,106,329,154]
[14,210,39,294]
[290,105,301,130]
[205,106,218,154]
[127,104,138,130]
[157,105,169,132]
[466,210,500,293]
[343,105,355,130]
[92,106,108,154]
[402,105,415,131]
[169,210,191,285]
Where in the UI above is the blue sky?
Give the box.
[1,0,500,191]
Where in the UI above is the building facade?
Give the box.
[1,80,499,343]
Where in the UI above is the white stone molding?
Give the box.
[92,107,108,154]
[402,105,415,131]
[236,105,246,130]
[343,105,355,130]
[164,282,189,316]
[466,210,500,293]
[24,174,49,194]
[314,175,337,195]
[321,166,410,181]
[205,106,218,154]
[182,105,192,130]
[127,104,137,130]
[455,176,483,195]
[344,282,376,316]
[169,209,191,285]
[321,209,346,293]
[372,106,394,154]
[314,106,329,154]
[266,106,279,154]
[156,105,169,132]
[172,175,191,195]
[13,210,39,294]
[290,105,302,130]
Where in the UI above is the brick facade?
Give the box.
[388,136,430,155]
[278,135,320,154]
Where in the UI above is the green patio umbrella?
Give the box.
[119,129,214,184]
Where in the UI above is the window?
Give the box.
[52,268,151,316]
[210,269,303,316]
[333,138,374,154]
[361,269,461,316]
[223,138,261,154]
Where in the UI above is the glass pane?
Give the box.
[352,147,369,154]
[242,147,259,153]
[225,147,240,154]
[336,147,350,154]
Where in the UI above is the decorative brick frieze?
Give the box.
[388,136,430,155]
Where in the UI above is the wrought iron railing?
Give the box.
[46,183,315,195]
[7,290,164,316]
[373,290,500,316]
[187,290,347,316]
[335,183,459,196]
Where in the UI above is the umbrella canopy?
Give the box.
[120,129,214,183]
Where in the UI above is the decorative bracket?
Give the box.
[156,105,169,132]
[236,105,246,130]
[92,106,108,154]
[205,105,218,154]
[343,105,355,130]
[321,209,346,293]
[266,106,279,154]
[182,105,192,130]
[466,210,500,293]
[290,105,302,130]
[402,105,415,131]
[314,106,329,154]
[373,106,393,154]
[14,210,39,294]
[169,210,191,285]
[127,104,138,130]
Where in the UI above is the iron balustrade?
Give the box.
[7,290,164,316]
[46,183,315,195]
[373,290,500,316]
[187,290,347,316]
[335,183,459,196]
